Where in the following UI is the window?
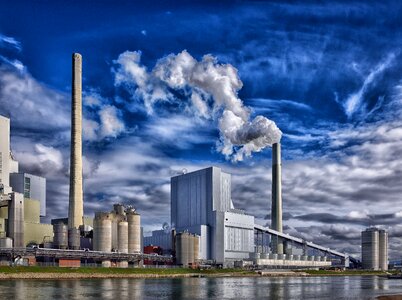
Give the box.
[24,177,31,198]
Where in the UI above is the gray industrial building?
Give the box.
[10,173,46,217]
[361,227,388,270]
[144,229,173,253]
[171,166,254,266]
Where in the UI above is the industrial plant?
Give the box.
[0,53,391,270]
[361,227,388,271]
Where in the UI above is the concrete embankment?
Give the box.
[0,270,309,280]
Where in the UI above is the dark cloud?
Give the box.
[1,1,402,258]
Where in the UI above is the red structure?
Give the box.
[143,245,170,265]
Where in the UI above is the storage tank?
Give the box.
[93,218,112,252]
[53,223,68,249]
[193,234,199,262]
[175,232,183,265]
[127,212,141,253]
[114,204,125,215]
[118,221,129,253]
[111,218,119,251]
[249,252,261,260]
[175,232,195,266]
[0,237,13,248]
[187,233,194,266]
[68,228,80,250]
[362,228,379,270]
[379,230,388,271]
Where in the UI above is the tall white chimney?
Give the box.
[68,53,83,230]
[271,142,283,254]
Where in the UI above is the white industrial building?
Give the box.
[10,173,46,217]
[144,167,254,266]
[171,167,254,266]
[0,115,51,247]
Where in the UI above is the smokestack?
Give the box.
[68,53,83,229]
[271,142,283,254]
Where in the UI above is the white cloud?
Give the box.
[114,50,282,161]
[0,34,21,51]
[14,143,63,176]
[347,211,369,219]
[344,53,395,118]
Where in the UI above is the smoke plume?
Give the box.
[114,50,281,161]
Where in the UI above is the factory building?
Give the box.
[10,173,46,217]
[361,227,388,270]
[0,115,53,247]
[0,116,16,192]
[171,166,254,266]
[143,229,173,253]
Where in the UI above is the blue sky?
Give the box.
[1,0,402,259]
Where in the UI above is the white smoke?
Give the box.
[114,50,281,161]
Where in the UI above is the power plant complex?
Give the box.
[0,53,391,270]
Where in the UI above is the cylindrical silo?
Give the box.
[127,212,141,253]
[111,217,119,251]
[379,230,388,271]
[362,228,379,270]
[118,221,129,253]
[175,233,183,265]
[68,228,80,250]
[53,223,68,249]
[94,218,112,252]
[193,234,199,262]
[187,233,194,266]
[175,232,193,266]
[114,204,125,215]
[0,237,13,248]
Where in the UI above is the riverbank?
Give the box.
[0,267,392,280]
[0,266,257,279]
[300,269,392,276]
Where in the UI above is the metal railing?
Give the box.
[0,248,173,263]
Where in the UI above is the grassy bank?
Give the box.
[0,266,394,279]
[0,266,254,276]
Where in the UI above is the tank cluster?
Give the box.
[175,231,199,267]
[93,204,141,253]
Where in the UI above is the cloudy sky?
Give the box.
[1,1,402,259]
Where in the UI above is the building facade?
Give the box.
[171,167,254,266]
[10,173,46,217]
[361,227,388,270]
[0,115,52,247]
[143,229,173,253]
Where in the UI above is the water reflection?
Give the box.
[0,276,400,300]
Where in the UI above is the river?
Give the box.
[0,276,401,299]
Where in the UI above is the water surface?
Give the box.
[0,276,400,299]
